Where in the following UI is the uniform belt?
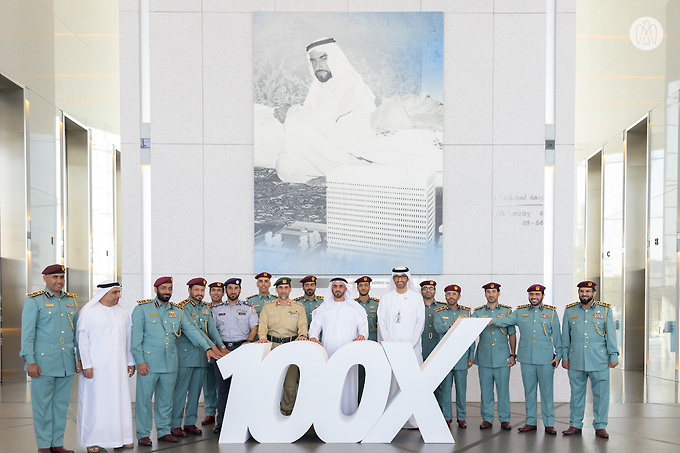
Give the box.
[225,340,244,351]
[267,334,295,344]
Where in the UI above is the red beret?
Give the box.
[42,264,66,275]
[187,277,207,287]
[444,284,461,293]
[528,284,546,292]
[577,280,597,288]
[255,272,271,280]
[482,282,501,290]
[300,275,317,284]
[154,276,173,287]
[208,281,224,288]
[420,280,437,288]
[355,276,372,283]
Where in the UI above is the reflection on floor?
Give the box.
[1,368,678,453]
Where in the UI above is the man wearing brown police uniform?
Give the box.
[246,272,277,315]
[257,277,308,415]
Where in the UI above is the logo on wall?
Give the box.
[630,17,663,51]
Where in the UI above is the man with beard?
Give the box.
[433,284,474,428]
[473,282,516,431]
[420,280,442,361]
[131,277,224,447]
[309,278,368,414]
[491,284,562,435]
[21,264,80,453]
[273,38,377,183]
[246,272,277,315]
[171,278,227,438]
[76,282,135,451]
[354,276,379,401]
[561,281,618,439]
[294,275,323,328]
[377,266,425,429]
[211,277,258,433]
[200,281,225,426]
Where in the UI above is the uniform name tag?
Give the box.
[168,312,178,318]
[522,314,529,317]
[254,304,260,308]
[571,315,578,319]
[44,304,54,307]
[191,313,198,316]
[442,317,449,320]
[150,313,158,316]
[219,312,225,316]
[480,316,488,318]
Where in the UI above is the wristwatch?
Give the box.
[510,354,517,358]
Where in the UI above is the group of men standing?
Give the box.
[20,264,619,453]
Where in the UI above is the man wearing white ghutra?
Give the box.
[377,266,425,428]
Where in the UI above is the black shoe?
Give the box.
[213,424,222,434]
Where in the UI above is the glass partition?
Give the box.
[646,92,679,381]
[601,135,624,349]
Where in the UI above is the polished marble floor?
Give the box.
[1,368,679,453]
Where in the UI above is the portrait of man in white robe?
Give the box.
[76,282,135,451]
[309,277,369,415]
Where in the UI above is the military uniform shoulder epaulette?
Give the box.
[499,303,512,309]
[369,297,379,302]
[434,306,448,312]
[28,290,46,297]
[475,305,486,311]
[293,295,304,301]
[246,294,257,299]
[516,304,529,309]
[544,304,557,310]
[436,300,447,305]
[459,305,471,311]
[176,298,191,308]
[137,299,153,305]
[291,299,305,307]
[566,302,579,308]
[317,296,324,300]
[242,300,253,307]
[597,301,611,308]
[64,291,77,298]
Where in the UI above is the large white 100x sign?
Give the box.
[216,318,488,444]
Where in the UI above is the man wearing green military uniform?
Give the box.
[200,281,225,426]
[294,275,323,328]
[246,272,277,315]
[131,277,223,447]
[473,282,516,430]
[562,280,618,439]
[20,264,80,453]
[171,278,226,438]
[354,276,379,401]
[420,280,441,359]
[433,284,474,429]
[257,277,309,415]
[491,284,561,435]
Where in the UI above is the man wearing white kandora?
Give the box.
[309,277,368,415]
[377,266,426,428]
[76,282,135,452]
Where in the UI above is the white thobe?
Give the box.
[309,301,369,415]
[377,289,425,428]
[77,303,135,448]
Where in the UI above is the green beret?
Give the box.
[274,277,292,287]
